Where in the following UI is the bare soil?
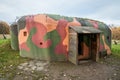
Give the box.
[47,56,120,80]
[0,55,120,80]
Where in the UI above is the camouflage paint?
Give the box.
[11,14,111,61]
[10,22,19,50]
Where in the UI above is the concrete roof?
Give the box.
[69,26,102,34]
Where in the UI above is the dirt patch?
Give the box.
[0,56,120,80]
[47,61,115,80]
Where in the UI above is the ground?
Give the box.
[0,56,120,80]
[0,39,120,80]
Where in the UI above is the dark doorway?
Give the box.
[78,34,83,55]
[78,34,91,60]
[78,34,98,60]
[90,34,97,61]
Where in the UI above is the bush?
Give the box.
[111,27,120,40]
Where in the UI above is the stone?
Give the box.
[13,75,24,80]
[31,66,37,70]
[29,62,35,67]
[17,72,20,75]
[63,73,67,77]
[78,77,81,79]
[18,66,23,69]
[10,64,13,67]
[3,66,6,69]
[46,73,49,77]
[36,62,42,67]
[113,73,117,76]
[28,64,34,68]
[108,78,112,80]
[44,76,48,79]
[93,69,96,72]
[31,70,34,73]
[24,76,28,79]
[29,61,35,65]
[24,67,29,71]
[20,63,28,67]
[44,69,48,72]
[42,63,48,66]
[36,67,44,71]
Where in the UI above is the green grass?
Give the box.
[0,39,30,77]
[0,39,9,44]
[112,44,120,58]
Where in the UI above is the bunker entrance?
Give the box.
[77,34,97,60]
[69,26,102,65]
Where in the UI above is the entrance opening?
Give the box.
[78,34,83,55]
[78,34,90,60]
[90,34,97,61]
[69,26,101,65]
[77,34,98,61]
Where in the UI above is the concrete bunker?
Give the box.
[10,14,111,65]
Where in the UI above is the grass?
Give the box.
[111,44,120,58]
[0,39,9,44]
[0,39,30,78]
[101,44,120,66]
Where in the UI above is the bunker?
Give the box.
[10,22,19,50]
[10,14,111,65]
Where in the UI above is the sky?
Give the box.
[0,0,120,25]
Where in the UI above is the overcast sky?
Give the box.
[0,0,120,25]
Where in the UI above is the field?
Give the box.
[0,39,30,79]
[112,44,120,57]
[0,39,120,80]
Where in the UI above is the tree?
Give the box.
[0,21,10,39]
